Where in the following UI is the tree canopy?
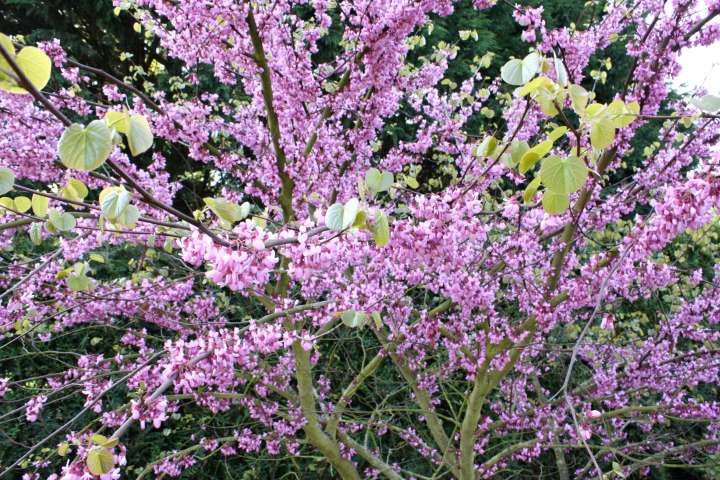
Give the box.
[1,1,720,479]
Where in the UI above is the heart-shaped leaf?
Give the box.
[100,187,130,220]
[0,167,14,195]
[542,191,569,215]
[58,120,113,171]
[540,155,588,195]
[13,196,31,213]
[48,209,76,232]
[31,194,48,217]
[0,39,51,94]
[341,310,368,328]
[127,114,153,156]
[325,199,360,231]
[60,177,88,202]
[87,447,115,476]
[365,168,394,194]
[204,197,247,223]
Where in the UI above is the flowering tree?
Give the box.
[2,0,720,478]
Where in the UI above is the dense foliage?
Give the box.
[1,0,720,479]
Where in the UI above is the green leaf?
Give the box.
[58,120,113,171]
[13,196,30,213]
[590,120,615,150]
[114,204,139,227]
[324,203,345,231]
[521,53,540,82]
[68,274,92,292]
[324,199,360,231]
[542,191,570,215]
[501,58,523,85]
[540,155,588,195]
[509,141,529,168]
[87,447,115,476]
[523,176,542,204]
[105,110,131,134]
[31,194,48,217]
[29,222,42,245]
[405,176,419,189]
[342,198,360,228]
[48,209,76,232]
[691,94,720,113]
[365,168,393,194]
[373,210,390,247]
[0,44,51,94]
[519,140,553,174]
[341,310,368,328]
[100,187,130,220]
[371,311,382,329]
[548,126,568,143]
[0,167,14,195]
[204,197,245,223]
[569,84,589,114]
[89,253,105,264]
[60,177,88,202]
[518,76,553,97]
[57,442,70,457]
[127,114,153,156]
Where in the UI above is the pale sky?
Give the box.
[671,0,720,95]
[674,42,720,95]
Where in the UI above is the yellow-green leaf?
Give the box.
[13,196,31,213]
[373,210,390,247]
[523,176,542,204]
[91,434,109,446]
[0,197,14,210]
[547,126,568,143]
[204,197,246,223]
[31,194,48,217]
[0,34,16,79]
[539,155,588,195]
[89,253,105,264]
[590,120,615,150]
[519,76,553,97]
[0,167,14,195]
[542,191,570,215]
[58,120,113,171]
[100,187,130,220]
[114,204,139,228]
[87,447,115,476]
[405,176,419,189]
[365,168,393,194]
[57,442,70,457]
[127,114,153,156]
[569,84,589,114]
[105,110,131,134]
[48,209,76,232]
[60,177,88,202]
[0,44,51,94]
[519,140,553,174]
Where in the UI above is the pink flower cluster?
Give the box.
[178,221,278,292]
